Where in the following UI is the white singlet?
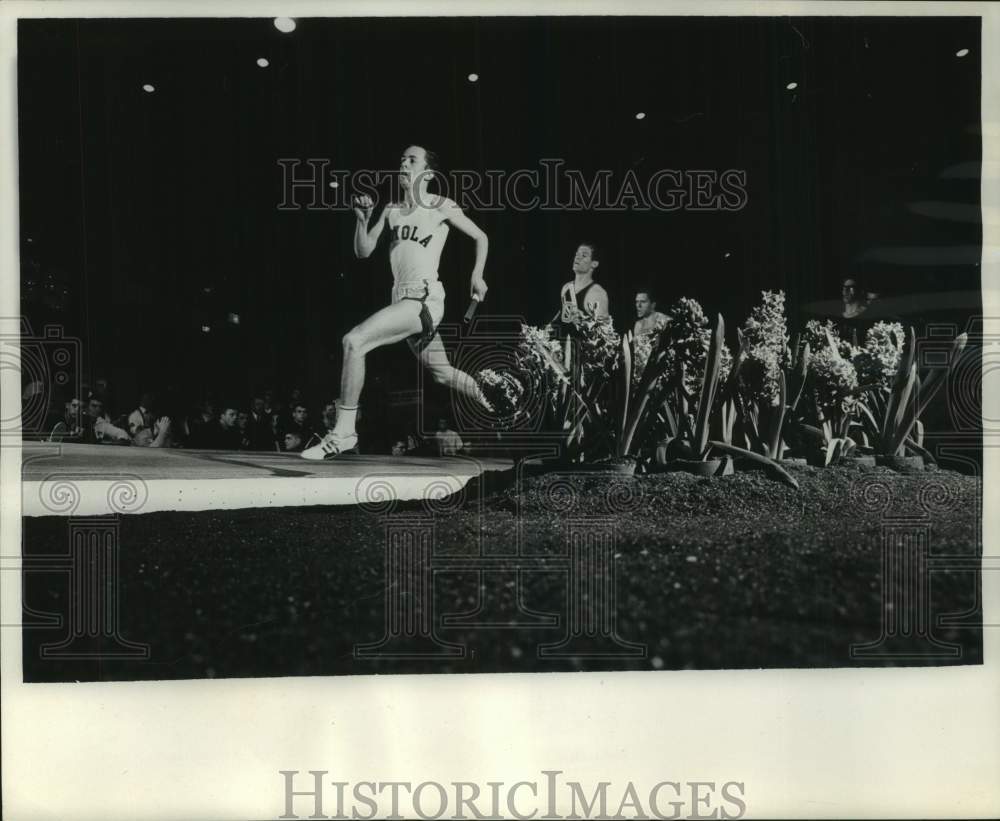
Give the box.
[386,198,453,286]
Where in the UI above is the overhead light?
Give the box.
[786,82,798,90]
[203,286,213,294]
[723,252,731,259]
[142,84,155,93]
[329,180,339,188]
[256,57,270,68]
[227,312,241,325]
[201,325,211,333]
[956,48,970,58]
[467,73,479,82]
[274,17,296,33]
[635,112,646,120]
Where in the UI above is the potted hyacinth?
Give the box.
[635,302,798,488]
[509,312,631,472]
[852,323,968,470]
[639,298,733,476]
[731,291,810,467]
[800,337,864,466]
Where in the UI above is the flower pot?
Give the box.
[734,456,797,472]
[662,457,733,477]
[585,458,638,476]
[527,457,638,476]
[876,454,925,471]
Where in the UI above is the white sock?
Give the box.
[333,403,358,437]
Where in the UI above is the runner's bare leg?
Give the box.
[416,332,492,410]
[335,300,423,435]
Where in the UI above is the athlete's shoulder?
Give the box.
[433,195,461,213]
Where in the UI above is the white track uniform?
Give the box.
[387,198,454,350]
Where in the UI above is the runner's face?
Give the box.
[635,294,652,318]
[572,245,597,275]
[400,146,431,190]
[842,279,858,303]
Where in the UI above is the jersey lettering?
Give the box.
[393,223,436,247]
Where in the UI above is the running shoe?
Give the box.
[301,430,359,460]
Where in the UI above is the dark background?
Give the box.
[18,16,983,413]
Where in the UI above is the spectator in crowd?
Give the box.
[248,394,276,451]
[284,402,314,447]
[207,403,242,450]
[48,397,82,442]
[633,288,668,337]
[841,277,869,320]
[391,439,407,456]
[236,410,252,450]
[187,398,217,448]
[837,276,882,346]
[262,389,278,419]
[132,416,173,448]
[127,391,156,437]
[93,376,112,404]
[433,417,464,456]
[283,431,305,453]
[81,395,130,444]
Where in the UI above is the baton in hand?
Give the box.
[463,295,482,324]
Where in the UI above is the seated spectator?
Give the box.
[283,431,305,453]
[127,392,156,437]
[236,410,252,450]
[81,396,130,444]
[92,377,115,417]
[391,439,408,456]
[248,395,276,451]
[206,404,243,450]
[186,399,217,448]
[48,397,83,442]
[262,389,278,419]
[283,402,314,449]
[132,416,173,448]
[433,417,465,456]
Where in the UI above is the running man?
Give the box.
[302,145,491,459]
